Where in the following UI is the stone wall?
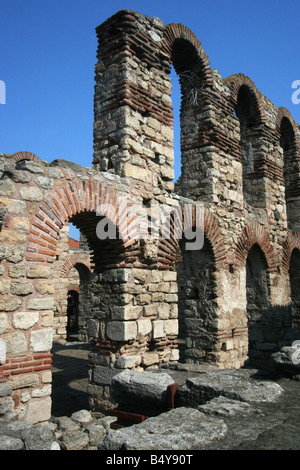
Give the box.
[0,10,300,422]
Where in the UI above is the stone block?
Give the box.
[111,305,142,321]
[5,331,27,357]
[152,320,165,339]
[24,396,52,425]
[5,246,25,263]
[106,321,137,341]
[0,279,10,294]
[8,264,26,278]
[143,303,159,317]
[0,338,6,364]
[137,318,152,337]
[20,186,43,202]
[26,297,54,310]
[12,312,39,330]
[8,373,39,390]
[93,365,120,385]
[163,271,177,282]
[125,164,152,183]
[11,281,33,296]
[0,313,10,334]
[30,329,53,352]
[142,352,159,366]
[116,354,142,369]
[164,319,178,336]
[26,265,53,279]
[0,295,22,312]
[10,217,30,231]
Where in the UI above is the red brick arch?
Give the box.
[233,222,277,271]
[10,151,41,164]
[281,231,300,274]
[158,205,227,270]
[163,23,213,85]
[275,107,300,151]
[26,177,140,263]
[224,73,266,125]
[60,252,92,278]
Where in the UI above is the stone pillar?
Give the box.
[87,267,179,412]
[93,10,174,193]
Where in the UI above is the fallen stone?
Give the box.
[271,344,300,375]
[0,435,24,450]
[59,430,90,451]
[111,370,174,410]
[54,416,81,433]
[176,371,283,408]
[21,424,55,450]
[84,424,107,446]
[98,407,227,450]
[71,409,93,426]
[198,396,262,417]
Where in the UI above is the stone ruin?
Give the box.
[0,9,300,425]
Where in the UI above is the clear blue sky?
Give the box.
[0,0,299,238]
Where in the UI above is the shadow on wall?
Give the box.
[246,244,293,366]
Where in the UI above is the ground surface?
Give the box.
[51,342,300,450]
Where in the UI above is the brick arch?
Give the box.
[281,231,300,274]
[234,222,277,271]
[158,205,227,270]
[26,177,140,264]
[10,151,41,164]
[60,252,93,278]
[275,107,300,152]
[224,73,266,125]
[163,23,213,85]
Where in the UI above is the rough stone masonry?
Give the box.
[0,9,300,424]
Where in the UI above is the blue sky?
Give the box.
[0,0,299,239]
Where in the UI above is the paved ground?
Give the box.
[51,341,91,417]
[51,341,300,450]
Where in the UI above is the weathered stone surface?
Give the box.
[26,265,53,278]
[12,312,39,330]
[271,344,300,375]
[0,295,22,312]
[5,331,27,357]
[11,281,33,296]
[24,396,52,424]
[71,409,93,426]
[30,329,53,352]
[98,407,227,450]
[0,435,24,450]
[20,186,43,202]
[198,396,260,417]
[84,424,107,446]
[5,246,24,263]
[59,430,89,450]
[26,297,54,310]
[106,321,137,341]
[111,370,174,409]
[21,424,54,450]
[176,371,284,407]
[0,313,10,334]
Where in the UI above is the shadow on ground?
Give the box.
[51,341,91,417]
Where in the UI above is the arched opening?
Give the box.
[246,244,270,363]
[171,38,208,199]
[67,290,79,340]
[280,117,298,229]
[289,248,300,338]
[235,85,264,206]
[176,235,218,363]
[51,210,127,417]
